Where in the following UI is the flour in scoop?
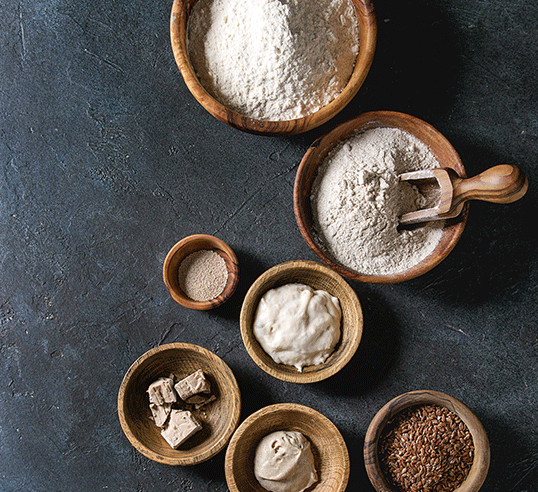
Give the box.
[311,127,445,276]
[187,0,359,121]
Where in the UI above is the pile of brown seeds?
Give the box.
[379,404,474,492]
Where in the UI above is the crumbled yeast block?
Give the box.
[175,369,211,401]
[147,377,177,405]
[149,402,172,428]
[161,410,202,449]
[186,394,216,408]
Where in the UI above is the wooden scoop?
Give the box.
[399,164,528,225]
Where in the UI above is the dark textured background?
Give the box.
[1,0,537,490]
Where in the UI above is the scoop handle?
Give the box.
[451,164,528,208]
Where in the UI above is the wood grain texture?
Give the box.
[400,164,528,224]
[239,260,363,383]
[363,390,490,492]
[163,234,239,310]
[293,110,469,284]
[225,403,349,492]
[117,343,241,466]
[170,0,377,135]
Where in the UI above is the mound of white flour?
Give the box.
[187,0,359,121]
[311,127,445,276]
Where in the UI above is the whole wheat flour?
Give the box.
[187,0,359,121]
[311,127,445,276]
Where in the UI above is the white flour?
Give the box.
[187,0,359,121]
[311,127,445,276]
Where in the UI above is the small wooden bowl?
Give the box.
[294,110,468,283]
[117,342,241,466]
[170,0,377,135]
[364,390,490,492]
[240,260,363,383]
[225,403,349,492]
[163,234,239,310]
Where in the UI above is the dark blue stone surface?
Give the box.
[0,0,536,490]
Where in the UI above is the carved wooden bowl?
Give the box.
[170,0,377,135]
[239,260,363,383]
[364,390,490,492]
[117,343,241,466]
[163,234,239,310]
[225,403,349,492]
[293,110,468,283]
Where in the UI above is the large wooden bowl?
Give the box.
[240,260,363,383]
[117,343,241,466]
[170,0,377,135]
[364,390,490,492]
[163,234,239,310]
[294,111,468,283]
[225,403,349,492]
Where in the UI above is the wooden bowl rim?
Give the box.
[117,342,242,466]
[293,110,468,283]
[170,0,377,135]
[239,260,363,383]
[225,402,350,492]
[162,234,239,310]
[363,390,490,492]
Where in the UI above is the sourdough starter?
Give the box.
[254,431,317,492]
[253,283,341,371]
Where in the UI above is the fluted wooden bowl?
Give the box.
[118,343,241,466]
[294,111,468,283]
[163,234,239,310]
[170,0,377,135]
[225,403,349,492]
[364,390,490,492]
[240,260,363,383]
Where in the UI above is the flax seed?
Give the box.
[379,404,474,492]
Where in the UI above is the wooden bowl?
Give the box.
[364,390,490,492]
[225,403,349,492]
[163,234,239,310]
[239,260,363,383]
[117,342,241,466]
[293,110,468,283]
[170,0,377,136]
